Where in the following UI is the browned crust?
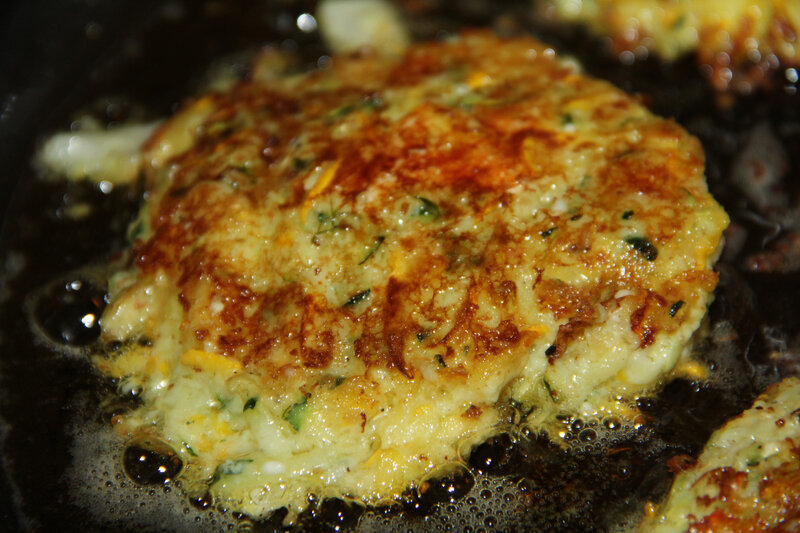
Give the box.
[129,32,719,380]
[687,446,800,532]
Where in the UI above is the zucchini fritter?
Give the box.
[539,0,800,91]
[643,378,800,531]
[97,31,728,519]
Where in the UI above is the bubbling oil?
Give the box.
[65,396,240,532]
[25,270,108,356]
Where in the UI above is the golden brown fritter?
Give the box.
[642,378,800,532]
[539,0,800,92]
[96,31,728,518]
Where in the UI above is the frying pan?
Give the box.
[0,1,798,531]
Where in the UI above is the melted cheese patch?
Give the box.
[96,32,728,519]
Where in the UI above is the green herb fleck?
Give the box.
[320,375,346,389]
[456,93,485,110]
[669,300,685,317]
[344,289,371,307]
[681,187,697,205]
[416,331,430,342]
[283,396,310,431]
[313,204,346,237]
[207,121,232,135]
[216,458,253,476]
[435,354,447,368]
[243,397,257,411]
[362,95,383,110]
[293,157,311,171]
[624,236,658,261]
[570,213,583,221]
[543,378,559,403]
[509,399,535,418]
[745,456,761,467]
[316,212,332,228]
[215,395,229,409]
[359,235,385,265]
[622,210,634,220]
[128,220,145,241]
[615,149,636,160]
[327,96,383,122]
[328,104,356,121]
[415,196,441,220]
[540,227,557,238]
[561,113,574,126]
[184,443,198,457]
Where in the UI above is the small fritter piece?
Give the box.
[642,377,800,531]
[538,0,800,92]
[97,31,727,519]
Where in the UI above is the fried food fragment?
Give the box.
[538,0,800,92]
[642,377,800,532]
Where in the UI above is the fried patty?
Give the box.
[642,377,800,531]
[97,31,728,519]
[538,0,800,91]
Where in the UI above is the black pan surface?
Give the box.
[1,1,799,531]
